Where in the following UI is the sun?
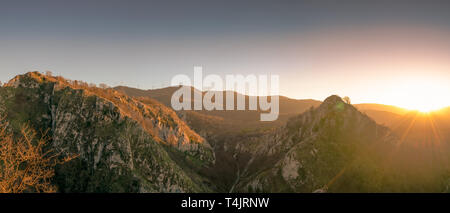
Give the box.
[412,104,442,113]
[383,77,449,113]
[399,100,445,113]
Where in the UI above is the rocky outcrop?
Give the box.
[236,95,397,192]
[0,72,214,192]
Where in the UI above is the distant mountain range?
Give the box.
[115,85,414,130]
[1,72,449,192]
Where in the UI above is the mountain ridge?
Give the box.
[2,72,450,192]
[115,85,419,129]
[0,72,215,192]
[233,95,399,192]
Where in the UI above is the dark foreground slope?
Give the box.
[0,72,215,192]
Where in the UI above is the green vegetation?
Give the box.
[2,72,450,193]
[0,72,214,192]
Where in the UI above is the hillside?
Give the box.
[361,109,403,127]
[115,85,450,192]
[115,86,321,132]
[233,96,450,192]
[231,96,397,192]
[2,73,450,193]
[115,86,322,191]
[355,103,411,115]
[115,86,414,129]
[354,103,411,127]
[0,72,215,192]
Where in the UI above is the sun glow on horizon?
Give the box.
[403,104,444,113]
[379,77,450,113]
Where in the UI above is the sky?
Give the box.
[1,0,450,109]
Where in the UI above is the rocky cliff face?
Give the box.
[235,95,398,192]
[0,72,214,192]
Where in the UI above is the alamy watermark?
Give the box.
[170,66,279,121]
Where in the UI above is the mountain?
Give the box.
[355,103,410,115]
[2,72,450,193]
[115,86,450,192]
[360,109,403,127]
[231,97,450,192]
[115,86,411,128]
[354,103,411,127]
[115,86,322,132]
[0,72,214,192]
[229,95,400,192]
[115,86,322,191]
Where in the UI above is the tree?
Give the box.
[343,96,351,104]
[45,71,53,77]
[0,118,77,193]
[99,83,109,89]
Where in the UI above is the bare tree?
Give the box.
[45,71,53,77]
[99,83,109,89]
[0,118,77,193]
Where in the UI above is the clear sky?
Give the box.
[1,0,450,109]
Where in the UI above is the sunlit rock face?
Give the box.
[0,72,214,192]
